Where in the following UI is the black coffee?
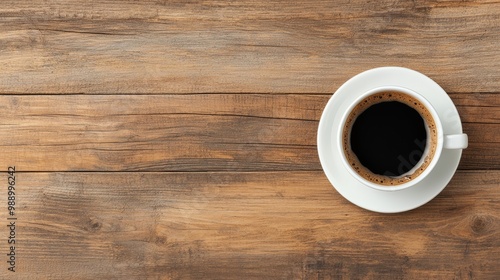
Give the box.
[350,101,426,176]
[342,91,438,186]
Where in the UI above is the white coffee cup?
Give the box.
[338,85,468,191]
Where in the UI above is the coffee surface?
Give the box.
[350,101,426,176]
[342,91,437,186]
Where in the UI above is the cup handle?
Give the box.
[443,134,468,149]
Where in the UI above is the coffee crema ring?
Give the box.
[342,90,438,186]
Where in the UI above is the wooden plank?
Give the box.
[3,170,498,279]
[0,94,497,172]
[453,93,500,124]
[1,1,499,93]
[0,94,322,172]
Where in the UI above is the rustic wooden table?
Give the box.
[1,1,499,279]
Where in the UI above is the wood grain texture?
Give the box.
[1,0,499,279]
[2,171,498,279]
[0,94,497,172]
[1,0,500,93]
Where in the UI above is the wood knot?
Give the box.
[470,215,490,234]
[155,236,167,245]
[85,217,102,232]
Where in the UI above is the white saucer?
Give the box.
[317,67,464,213]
